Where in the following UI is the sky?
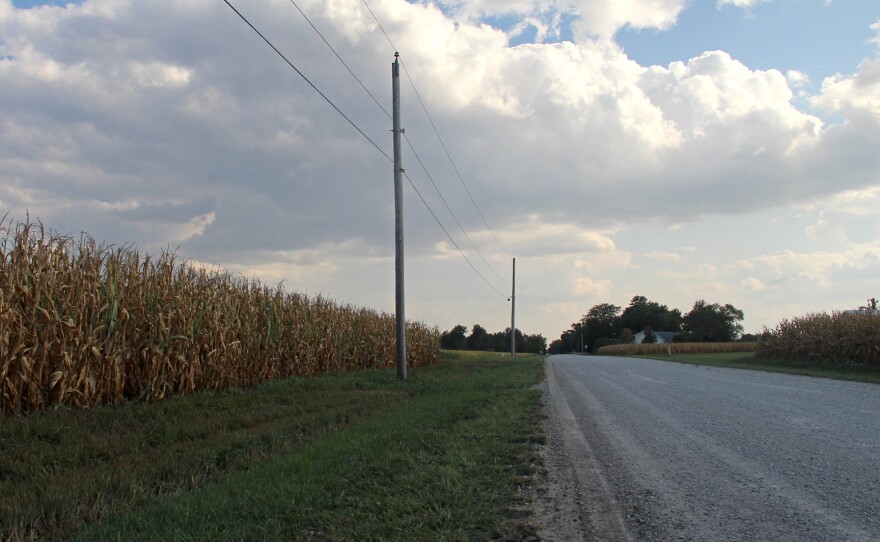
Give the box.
[1,0,879,343]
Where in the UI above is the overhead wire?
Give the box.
[285,0,508,290]
[359,0,399,52]
[359,0,513,259]
[402,171,507,298]
[404,134,510,286]
[287,0,392,120]
[223,0,507,298]
[401,69,514,259]
[222,0,392,163]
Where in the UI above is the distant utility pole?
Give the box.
[510,257,516,359]
[392,53,406,380]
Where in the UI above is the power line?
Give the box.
[360,0,398,52]
[225,0,507,298]
[222,0,392,163]
[286,0,508,288]
[402,171,507,298]
[287,0,392,120]
[400,61,513,258]
[359,0,513,259]
[404,133,510,286]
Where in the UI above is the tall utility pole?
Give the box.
[510,257,516,359]
[392,53,406,380]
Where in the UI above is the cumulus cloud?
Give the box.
[643,251,681,262]
[740,276,767,291]
[573,276,612,296]
[716,0,769,8]
[1,0,878,338]
[4,0,874,254]
[735,250,849,287]
[869,20,880,48]
[434,0,687,38]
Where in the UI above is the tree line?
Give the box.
[440,324,548,354]
[548,295,747,354]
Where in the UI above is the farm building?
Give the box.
[842,309,880,316]
[633,330,677,344]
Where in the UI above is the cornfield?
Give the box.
[0,219,440,415]
[756,311,880,367]
[597,342,758,356]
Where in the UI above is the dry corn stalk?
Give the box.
[756,312,880,367]
[0,219,440,415]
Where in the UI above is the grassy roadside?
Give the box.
[632,352,880,384]
[1,351,545,541]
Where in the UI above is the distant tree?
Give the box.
[492,327,527,353]
[498,330,548,354]
[860,297,878,311]
[444,324,546,353]
[592,336,612,353]
[440,324,468,350]
[619,295,682,334]
[523,333,548,354]
[466,324,490,351]
[619,328,635,344]
[554,327,580,353]
[642,325,658,344]
[673,331,695,343]
[581,303,621,352]
[682,300,744,342]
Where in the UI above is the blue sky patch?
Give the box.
[616,0,878,85]
[12,0,83,7]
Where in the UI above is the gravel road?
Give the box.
[535,355,880,541]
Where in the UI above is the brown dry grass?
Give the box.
[0,219,440,415]
[596,341,758,356]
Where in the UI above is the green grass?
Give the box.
[1,351,544,541]
[633,352,880,384]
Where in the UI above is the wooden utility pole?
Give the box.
[392,53,406,380]
[510,257,516,359]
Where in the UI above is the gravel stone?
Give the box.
[534,355,880,541]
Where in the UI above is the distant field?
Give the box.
[1,351,545,541]
[631,352,880,384]
[597,342,758,356]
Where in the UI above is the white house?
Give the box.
[842,309,880,316]
[633,330,677,344]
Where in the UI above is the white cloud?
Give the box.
[643,251,681,262]
[573,276,612,296]
[436,0,687,38]
[735,249,848,287]
[1,0,878,341]
[812,58,880,118]
[132,62,192,88]
[740,276,767,291]
[698,264,718,278]
[786,69,810,86]
[804,211,848,242]
[869,20,880,48]
[495,217,617,256]
[716,0,770,8]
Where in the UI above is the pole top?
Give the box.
[394,51,399,59]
